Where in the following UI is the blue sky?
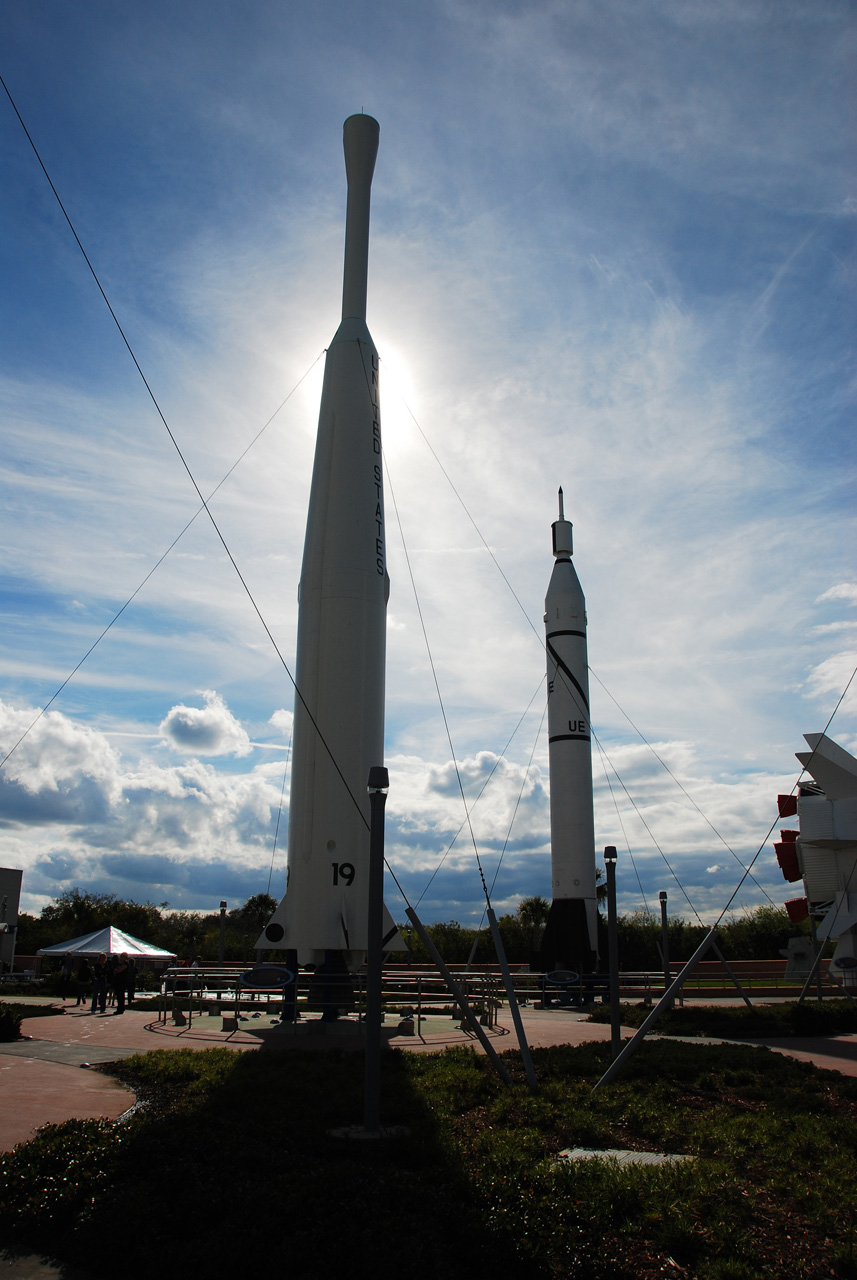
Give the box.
[1,0,854,928]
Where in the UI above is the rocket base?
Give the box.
[540,898,597,974]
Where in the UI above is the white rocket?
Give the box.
[540,489,599,972]
[260,115,402,967]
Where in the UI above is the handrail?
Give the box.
[153,960,840,1028]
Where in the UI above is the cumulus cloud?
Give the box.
[0,699,286,909]
[159,691,251,757]
[0,700,122,825]
[268,708,294,736]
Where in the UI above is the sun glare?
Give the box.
[376,339,420,449]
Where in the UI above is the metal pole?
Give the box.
[797,921,856,1005]
[658,891,670,992]
[364,767,388,1134]
[486,906,538,1090]
[605,847,620,1060]
[405,906,513,1085]
[219,901,227,966]
[710,937,753,1009]
[810,915,824,1002]
[593,927,719,1092]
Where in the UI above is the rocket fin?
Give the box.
[255,894,406,954]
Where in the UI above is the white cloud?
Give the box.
[268,708,294,736]
[159,691,251,757]
[818,583,857,606]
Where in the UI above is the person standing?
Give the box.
[75,958,91,1007]
[59,953,74,1001]
[112,954,130,1014]
[91,954,108,1013]
[126,958,138,1008]
[105,955,116,1006]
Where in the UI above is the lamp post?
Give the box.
[365,766,389,1134]
[659,891,670,992]
[604,847,620,1060]
[219,901,228,966]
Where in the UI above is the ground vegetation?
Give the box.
[0,1038,855,1278]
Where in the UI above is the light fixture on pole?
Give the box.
[219,901,228,966]
[658,891,670,992]
[604,847,620,1060]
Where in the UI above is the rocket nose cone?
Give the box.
[343,114,379,183]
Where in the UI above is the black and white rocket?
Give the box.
[540,489,599,972]
[260,115,402,967]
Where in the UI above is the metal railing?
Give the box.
[153,960,838,1032]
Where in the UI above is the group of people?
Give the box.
[58,951,138,1014]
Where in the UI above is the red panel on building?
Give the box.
[774,843,801,882]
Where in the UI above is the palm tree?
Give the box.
[517,896,550,951]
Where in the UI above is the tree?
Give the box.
[717,905,816,960]
[514,896,550,963]
[230,894,278,932]
[517,896,550,930]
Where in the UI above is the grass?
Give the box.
[587,998,857,1039]
[1,1039,856,1278]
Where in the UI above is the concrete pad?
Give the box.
[558,1148,694,1166]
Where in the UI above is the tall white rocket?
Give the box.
[541,489,599,972]
[260,114,401,967]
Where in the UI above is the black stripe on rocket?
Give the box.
[546,631,590,743]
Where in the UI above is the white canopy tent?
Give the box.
[38,925,176,962]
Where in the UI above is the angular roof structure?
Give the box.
[37,925,176,961]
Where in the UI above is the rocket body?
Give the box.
[261,115,401,966]
[541,495,598,972]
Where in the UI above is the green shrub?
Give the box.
[0,1003,23,1041]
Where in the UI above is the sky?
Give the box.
[1,0,854,931]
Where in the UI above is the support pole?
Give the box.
[798,925,856,1006]
[364,767,388,1134]
[710,937,753,1009]
[593,927,720,1092]
[658,891,670,992]
[809,915,825,1002]
[486,907,538,1090]
[605,847,621,1060]
[405,907,513,1085]
[219,900,227,966]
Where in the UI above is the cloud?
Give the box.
[268,708,294,736]
[818,584,857,606]
[0,698,287,909]
[159,691,251,757]
[0,701,122,826]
